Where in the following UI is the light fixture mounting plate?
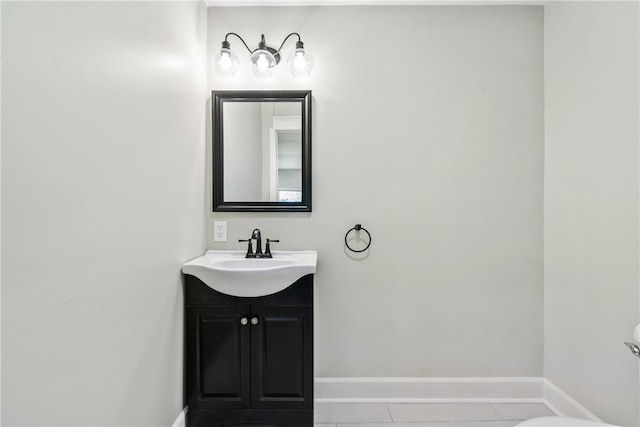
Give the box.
[264,46,281,65]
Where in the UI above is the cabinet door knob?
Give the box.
[250,316,259,325]
[240,317,249,326]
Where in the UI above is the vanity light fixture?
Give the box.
[214,32,314,78]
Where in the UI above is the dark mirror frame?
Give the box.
[212,90,312,212]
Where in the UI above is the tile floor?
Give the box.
[314,402,555,427]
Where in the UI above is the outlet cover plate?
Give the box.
[214,221,227,242]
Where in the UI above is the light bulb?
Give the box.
[219,52,232,69]
[256,54,270,71]
[287,45,313,77]
[250,48,276,78]
[214,45,239,78]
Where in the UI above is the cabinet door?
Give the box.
[250,305,313,409]
[186,305,251,410]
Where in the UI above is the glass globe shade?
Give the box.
[214,47,239,77]
[287,48,314,77]
[250,49,277,78]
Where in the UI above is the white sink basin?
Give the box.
[182,250,317,297]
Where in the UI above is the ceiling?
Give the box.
[205,0,548,6]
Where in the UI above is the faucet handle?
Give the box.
[238,239,255,258]
[264,239,279,258]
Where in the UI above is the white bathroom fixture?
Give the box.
[624,324,640,358]
[181,250,317,297]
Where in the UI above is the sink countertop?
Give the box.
[182,250,317,297]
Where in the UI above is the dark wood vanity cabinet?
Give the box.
[184,274,313,427]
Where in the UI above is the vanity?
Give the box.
[188,89,315,425]
[182,250,317,427]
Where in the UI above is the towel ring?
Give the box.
[344,224,371,253]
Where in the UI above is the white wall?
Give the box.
[544,2,640,426]
[1,2,207,425]
[208,6,545,377]
[0,1,3,423]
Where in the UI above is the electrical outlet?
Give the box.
[214,221,227,242]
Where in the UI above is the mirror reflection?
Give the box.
[223,102,302,202]
[212,90,312,212]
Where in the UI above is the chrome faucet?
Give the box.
[239,228,279,258]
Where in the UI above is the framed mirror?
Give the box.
[212,90,312,212]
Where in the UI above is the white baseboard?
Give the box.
[174,378,603,424]
[543,379,602,422]
[171,406,188,427]
[314,377,545,403]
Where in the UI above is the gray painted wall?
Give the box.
[544,2,640,426]
[4,3,635,426]
[208,6,545,377]
[1,2,207,425]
